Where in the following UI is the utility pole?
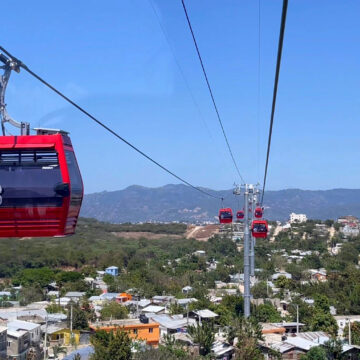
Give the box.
[243,184,252,318]
[43,315,48,360]
[348,318,352,345]
[296,305,299,334]
[70,303,73,344]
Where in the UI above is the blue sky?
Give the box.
[2,0,360,193]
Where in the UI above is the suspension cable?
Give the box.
[260,0,288,205]
[0,46,222,200]
[147,0,236,180]
[180,0,245,184]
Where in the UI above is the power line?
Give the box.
[0,46,222,201]
[260,0,288,205]
[180,0,245,184]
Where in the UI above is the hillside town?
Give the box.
[0,213,359,359]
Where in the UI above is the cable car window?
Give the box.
[0,150,63,207]
[65,151,83,205]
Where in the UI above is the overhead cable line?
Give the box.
[256,0,261,182]
[0,45,222,201]
[180,0,246,184]
[147,0,236,180]
[260,0,288,205]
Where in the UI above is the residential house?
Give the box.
[0,326,6,360]
[193,250,206,257]
[7,329,30,360]
[308,269,327,282]
[182,286,193,295]
[149,314,196,339]
[334,315,360,338]
[211,341,234,360]
[176,298,198,308]
[117,293,133,304]
[7,320,41,346]
[289,213,307,223]
[47,291,59,299]
[105,266,119,277]
[0,292,11,301]
[142,305,166,315]
[272,271,292,281]
[152,296,175,306]
[89,319,160,346]
[64,292,86,303]
[189,309,218,323]
[342,225,360,237]
[42,324,80,346]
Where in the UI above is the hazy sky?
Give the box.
[2,0,360,193]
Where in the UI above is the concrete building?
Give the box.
[64,292,86,303]
[7,320,41,346]
[7,328,30,360]
[289,213,307,224]
[0,326,6,360]
[334,315,360,338]
[89,319,160,346]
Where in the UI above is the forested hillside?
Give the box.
[81,185,360,222]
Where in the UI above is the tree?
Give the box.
[100,302,128,321]
[254,303,282,323]
[230,318,263,360]
[67,303,88,330]
[344,321,360,346]
[310,312,338,337]
[275,275,292,289]
[90,329,132,360]
[56,271,83,283]
[187,322,215,356]
[323,338,344,360]
[309,295,338,336]
[13,267,55,287]
[300,346,327,360]
[46,302,64,314]
[19,285,44,306]
[251,281,269,299]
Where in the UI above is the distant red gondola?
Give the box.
[0,130,83,237]
[236,210,244,220]
[251,220,268,238]
[219,208,233,224]
[254,207,263,218]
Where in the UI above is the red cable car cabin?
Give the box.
[0,131,83,237]
[251,220,268,238]
[219,208,233,224]
[236,210,244,220]
[254,207,263,218]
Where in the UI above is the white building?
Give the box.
[289,213,307,223]
[334,315,360,338]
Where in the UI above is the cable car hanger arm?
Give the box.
[0,53,30,135]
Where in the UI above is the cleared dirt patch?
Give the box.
[111,232,183,240]
[186,225,219,241]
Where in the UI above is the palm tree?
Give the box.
[187,322,215,356]
[52,345,67,359]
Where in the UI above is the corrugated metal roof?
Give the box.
[194,309,218,318]
[142,305,165,313]
[8,320,40,331]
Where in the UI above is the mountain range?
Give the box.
[80,185,360,223]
